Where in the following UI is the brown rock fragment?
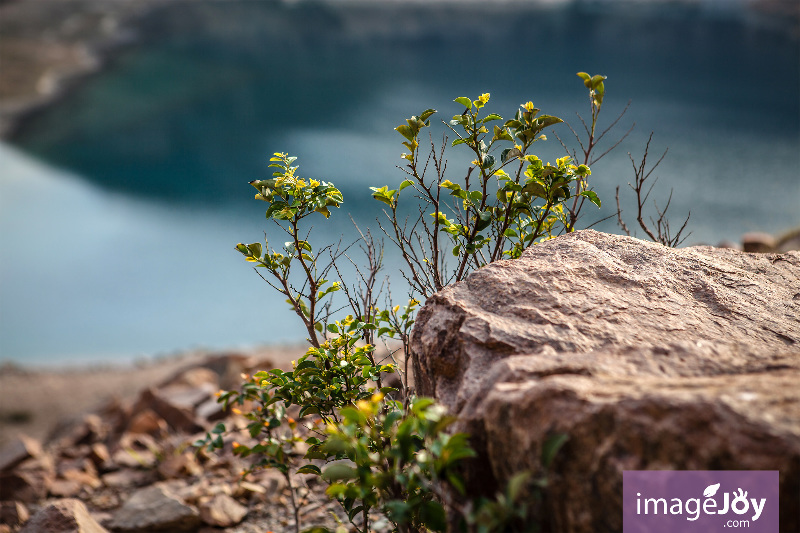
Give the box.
[160,366,219,390]
[19,499,108,533]
[126,408,168,436]
[101,468,154,489]
[0,501,29,528]
[0,456,55,502]
[131,388,203,434]
[0,435,42,472]
[742,231,777,252]
[198,493,248,527]
[157,451,201,480]
[88,443,110,469]
[49,478,84,498]
[107,484,201,532]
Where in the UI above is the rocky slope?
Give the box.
[0,352,364,533]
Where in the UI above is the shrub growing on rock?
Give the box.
[197,74,671,532]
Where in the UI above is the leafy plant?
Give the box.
[373,93,595,299]
[195,75,653,532]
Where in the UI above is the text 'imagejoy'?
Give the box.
[623,471,779,532]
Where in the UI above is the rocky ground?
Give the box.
[0,348,385,532]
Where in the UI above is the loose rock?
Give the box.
[19,499,107,533]
[0,435,42,472]
[107,484,201,532]
[0,501,29,528]
[198,493,249,527]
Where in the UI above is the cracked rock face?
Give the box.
[410,230,800,532]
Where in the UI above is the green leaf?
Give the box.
[451,138,468,147]
[296,464,322,476]
[419,500,447,532]
[533,115,564,129]
[577,71,591,87]
[322,463,358,482]
[541,433,569,468]
[384,500,411,523]
[507,471,533,502]
[398,179,414,191]
[580,190,601,208]
[454,96,472,109]
[419,108,437,122]
[447,471,467,496]
[395,124,415,141]
[591,74,607,88]
[482,113,503,123]
[211,422,226,434]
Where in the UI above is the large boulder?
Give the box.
[410,230,800,532]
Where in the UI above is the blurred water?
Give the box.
[1,0,798,364]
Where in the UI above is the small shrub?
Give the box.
[197,73,676,532]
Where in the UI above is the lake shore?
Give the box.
[0,0,168,138]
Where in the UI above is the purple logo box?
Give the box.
[623,470,779,533]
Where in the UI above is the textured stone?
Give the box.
[0,435,42,472]
[160,366,219,390]
[108,484,201,532]
[49,478,84,498]
[19,499,108,533]
[195,398,227,422]
[0,456,55,502]
[742,231,777,253]
[0,501,29,528]
[198,493,248,527]
[157,451,202,480]
[101,469,154,489]
[126,408,168,436]
[411,230,800,532]
[131,388,203,434]
[88,443,110,469]
[157,384,216,411]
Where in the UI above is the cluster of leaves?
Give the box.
[320,395,474,532]
[196,73,687,533]
[371,90,600,298]
[235,153,344,346]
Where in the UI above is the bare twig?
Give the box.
[616,133,692,247]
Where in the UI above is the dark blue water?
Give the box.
[2,0,799,364]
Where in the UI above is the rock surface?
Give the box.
[0,435,43,472]
[198,493,249,527]
[411,230,800,532]
[107,485,201,532]
[19,499,107,533]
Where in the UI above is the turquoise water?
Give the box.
[2,1,798,364]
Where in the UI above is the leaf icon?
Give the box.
[704,483,721,498]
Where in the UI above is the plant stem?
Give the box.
[285,470,301,533]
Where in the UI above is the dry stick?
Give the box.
[615,186,631,236]
[630,134,668,243]
[622,132,690,246]
[284,470,302,533]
